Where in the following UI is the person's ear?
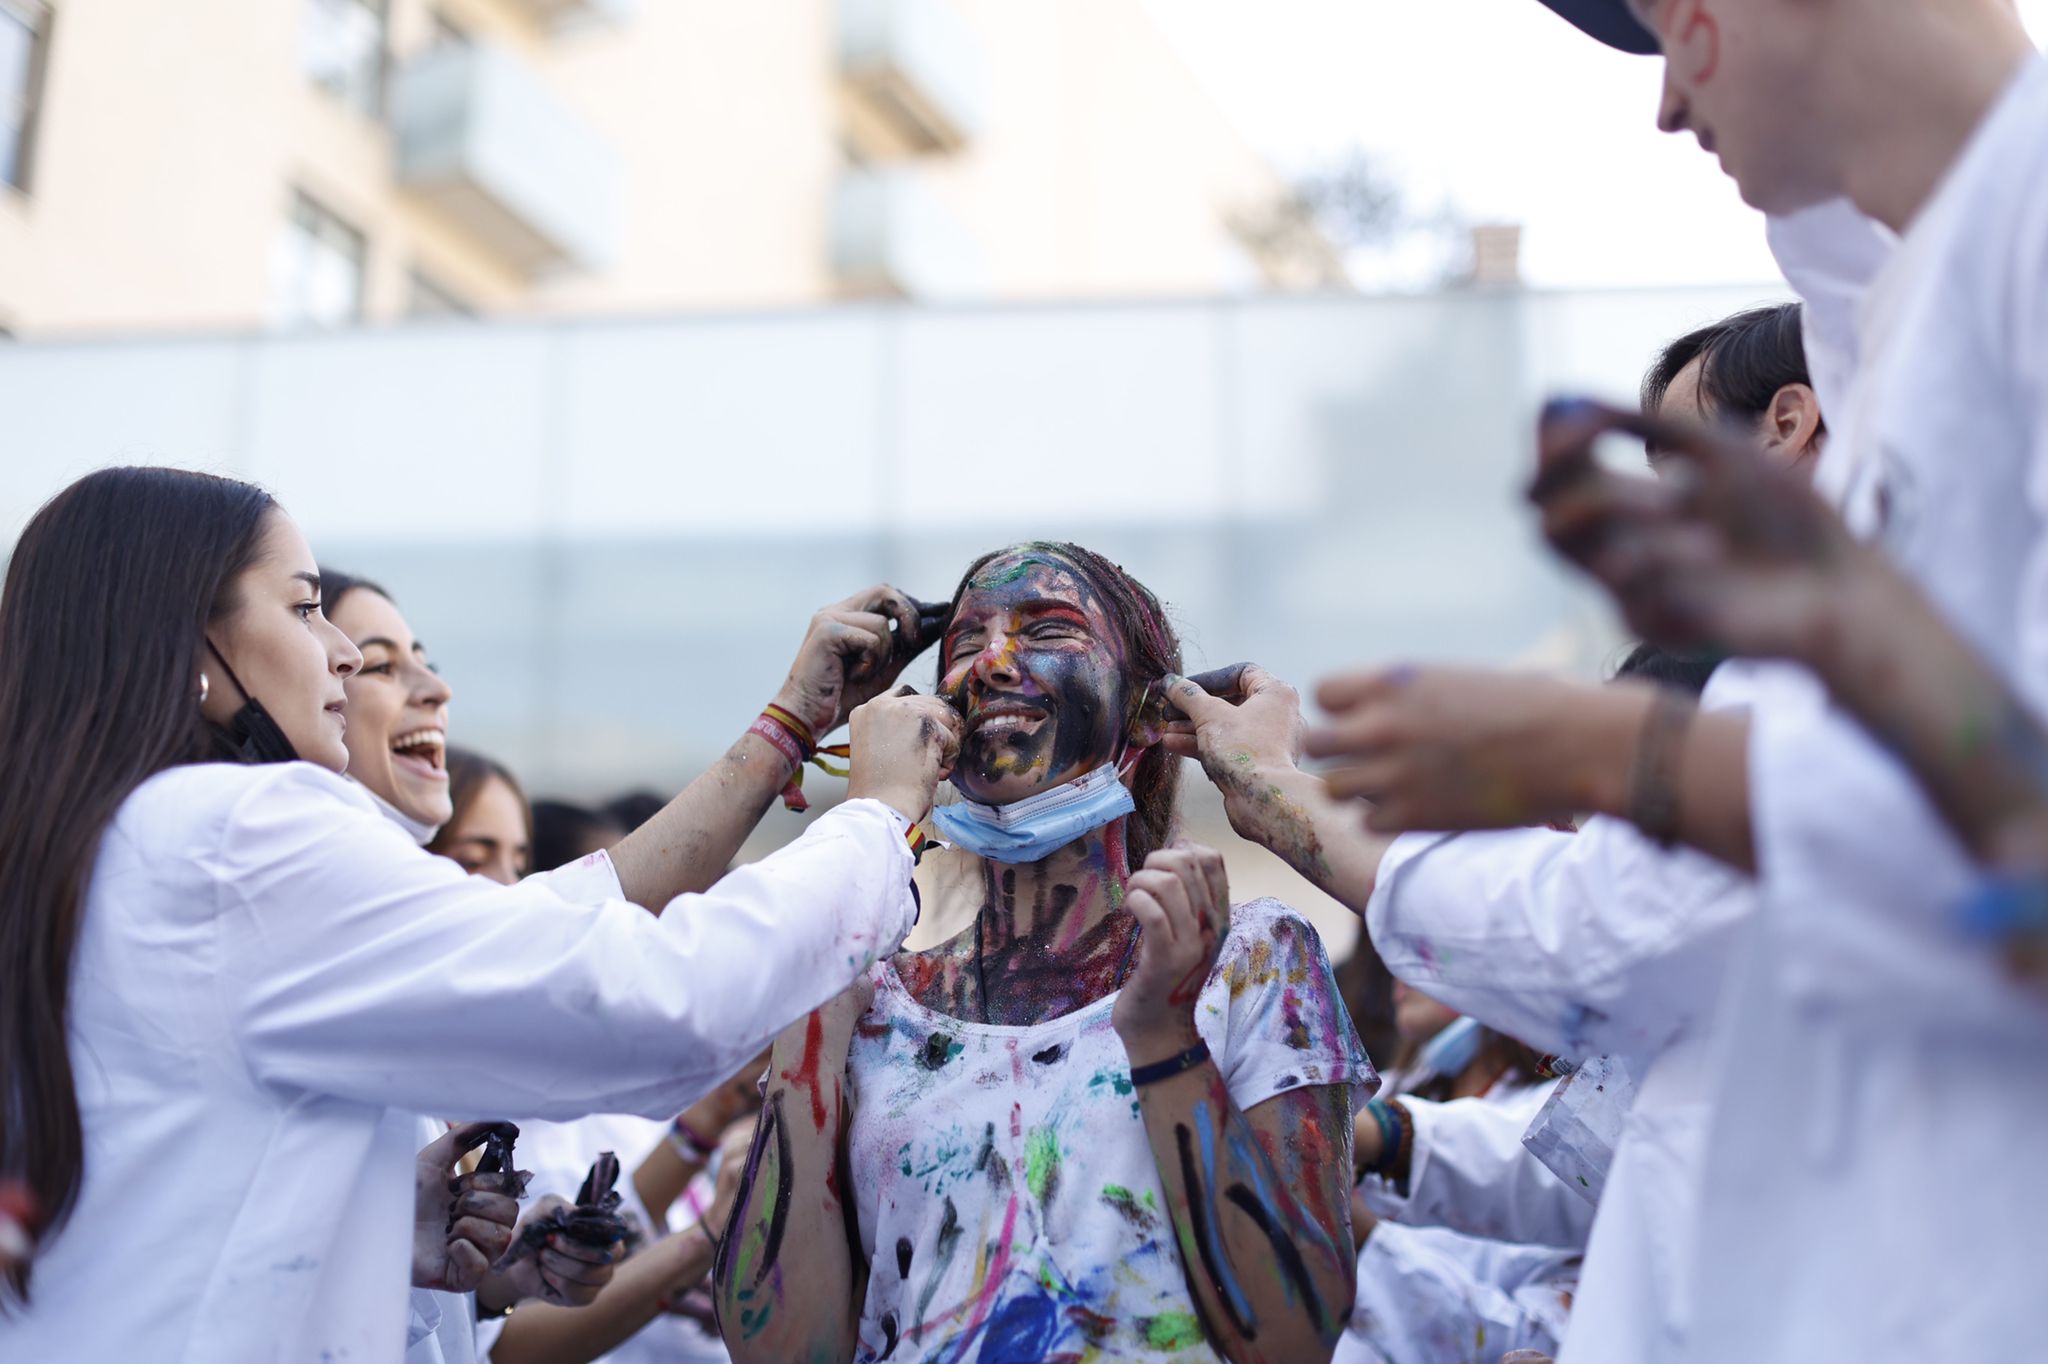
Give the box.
[1759,382,1824,473]
[1125,682,1169,751]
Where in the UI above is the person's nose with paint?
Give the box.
[937,551,1133,807]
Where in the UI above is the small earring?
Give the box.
[198,672,210,705]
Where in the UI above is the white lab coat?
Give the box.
[1678,58,2048,1363]
[1364,659,1804,1364]
[1363,1081,1592,1252]
[1338,1078,1583,1364]
[0,760,916,1363]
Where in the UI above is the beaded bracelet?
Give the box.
[1129,1039,1211,1088]
[668,1116,720,1163]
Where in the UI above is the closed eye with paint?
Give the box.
[938,550,1150,806]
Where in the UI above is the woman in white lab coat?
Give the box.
[0,467,961,1362]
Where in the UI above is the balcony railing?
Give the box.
[392,39,620,275]
[839,0,985,156]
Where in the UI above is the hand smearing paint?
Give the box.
[775,585,946,739]
[1113,840,1231,1062]
[1162,665,1306,826]
[845,687,962,824]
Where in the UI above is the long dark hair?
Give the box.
[941,542,1183,873]
[0,467,278,1304]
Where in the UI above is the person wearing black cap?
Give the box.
[1529,0,1656,53]
[1450,2,2048,1362]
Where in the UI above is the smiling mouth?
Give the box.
[391,727,447,779]
[966,698,1049,739]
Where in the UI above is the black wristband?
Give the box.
[1129,1039,1211,1087]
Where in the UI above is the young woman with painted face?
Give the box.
[0,467,960,1360]
[714,542,1372,1364]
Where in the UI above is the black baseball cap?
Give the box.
[1534,0,1658,55]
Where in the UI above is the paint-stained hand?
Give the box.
[1113,840,1231,1060]
[1161,665,1308,823]
[411,1121,527,1293]
[846,687,962,823]
[1532,396,1865,659]
[482,1195,621,1308]
[775,585,944,737]
[1305,665,1642,833]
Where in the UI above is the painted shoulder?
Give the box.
[1209,896,1328,988]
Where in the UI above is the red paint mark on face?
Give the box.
[779,1013,828,1132]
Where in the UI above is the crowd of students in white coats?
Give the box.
[3,0,2047,1359]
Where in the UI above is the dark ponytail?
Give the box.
[942,542,1184,873]
[0,467,277,1304]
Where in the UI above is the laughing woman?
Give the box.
[321,570,457,843]
[0,468,959,1360]
[714,542,1372,1364]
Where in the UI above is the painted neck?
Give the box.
[1833,4,2034,233]
[974,815,1133,952]
[961,815,1138,1025]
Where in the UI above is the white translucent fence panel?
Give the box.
[0,284,1771,790]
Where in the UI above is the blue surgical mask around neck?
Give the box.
[1415,1015,1484,1081]
[928,761,1135,864]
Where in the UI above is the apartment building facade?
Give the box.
[0,0,1324,336]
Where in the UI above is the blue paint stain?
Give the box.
[1192,1106,1259,1330]
[977,1291,1061,1363]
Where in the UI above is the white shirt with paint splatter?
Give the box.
[846,897,1376,1363]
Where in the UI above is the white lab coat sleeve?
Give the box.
[1363,1087,1595,1252]
[1746,689,2048,1030]
[1365,820,1752,1063]
[213,764,917,1120]
[1339,1223,1576,1364]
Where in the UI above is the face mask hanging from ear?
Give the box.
[929,762,1137,864]
[1415,1015,1484,1082]
[204,640,301,765]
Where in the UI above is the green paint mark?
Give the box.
[1025,1127,1062,1205]
[970,554,1044,589]
[1144,1312,1204,1349]
[1089,1068,1135,1097]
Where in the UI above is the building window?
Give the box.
[271,190,367,328]
[408,268,474,319]
[300,0,387,118]
[1,0,51,192]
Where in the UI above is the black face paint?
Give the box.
[939,555,1132,801]
[205,639,300,765]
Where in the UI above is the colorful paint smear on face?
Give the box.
[940,551,1134,805]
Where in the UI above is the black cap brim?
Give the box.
[1533,0,1659,55]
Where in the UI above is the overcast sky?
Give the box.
[1145,0,2048,289]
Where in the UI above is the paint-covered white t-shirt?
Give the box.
[847,897,1376,1363]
